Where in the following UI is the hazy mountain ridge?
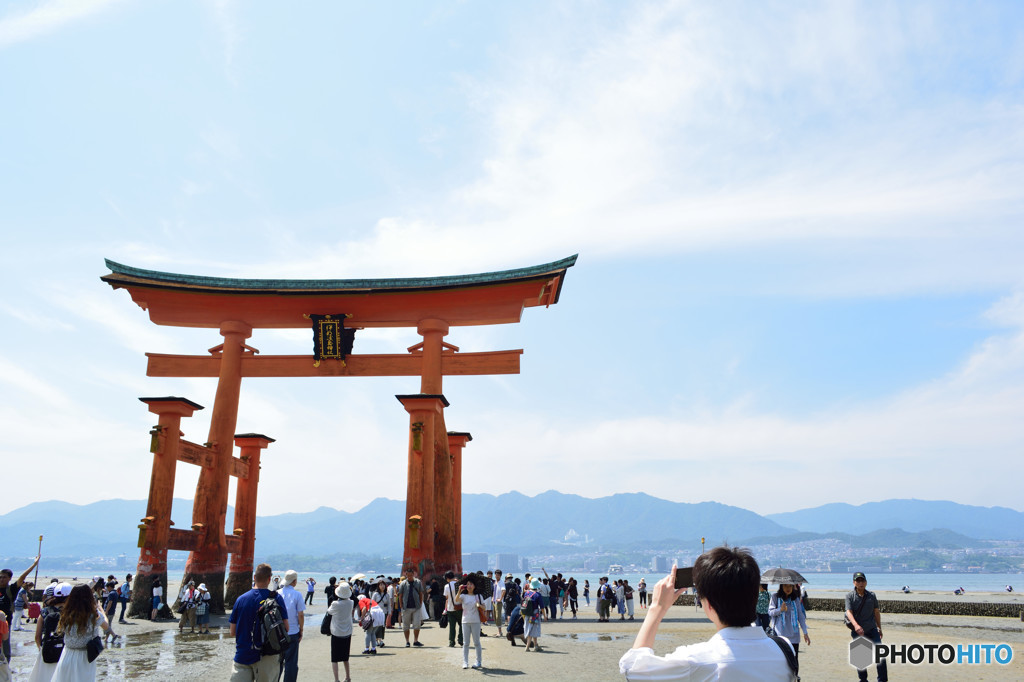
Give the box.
[766,499,1024,540]
[461,491,793,551]
[742,527,986,549]
[1,494,1019,559]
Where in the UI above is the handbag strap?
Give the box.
[851,590,870,622]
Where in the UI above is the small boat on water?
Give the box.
[608,564,624,574]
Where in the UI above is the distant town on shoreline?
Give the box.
[2,492,1023,575]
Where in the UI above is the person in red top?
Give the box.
[0,610,9,679]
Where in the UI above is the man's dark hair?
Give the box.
[0,569,12,578]
[693,546,760,627]
[254,563,272,583]
[444,571,455,580]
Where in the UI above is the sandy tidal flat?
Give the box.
[7,589,1024,681]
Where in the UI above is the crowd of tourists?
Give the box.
[2,551,896,682]
[222,564,623,681]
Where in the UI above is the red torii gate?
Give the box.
[102,255,575,614]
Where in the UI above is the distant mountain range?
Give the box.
[1,493,1021,561]
[765,499,1024,541]
[742,527,987,549]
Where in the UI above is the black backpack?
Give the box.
[503,583,519,610]
[251,595,290,655]
[770,636,799,680]
[41,611,65,664]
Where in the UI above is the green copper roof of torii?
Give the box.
[102,254,577,294]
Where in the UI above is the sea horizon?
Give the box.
[241,571,1023,595]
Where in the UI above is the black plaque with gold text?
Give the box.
[308,314,355,367]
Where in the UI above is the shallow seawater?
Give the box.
[548,632,632,643]
[102,629,229,675]
[546,632,672,643]
[11,627,235,681]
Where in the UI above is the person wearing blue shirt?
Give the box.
[229,563,289,682]
[118,575,132,624]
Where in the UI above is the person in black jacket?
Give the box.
[325,577,338,606]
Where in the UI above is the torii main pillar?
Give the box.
[181,321,252,612]
[399,319,462,581]
[397,394,444,578]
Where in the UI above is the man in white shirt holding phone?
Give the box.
[619,547,795,681]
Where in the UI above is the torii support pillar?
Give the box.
[131,397,203,618]
[183,321,252,613]
[447,432,472,564]
[431,414,457,579]
[397,394,450,581]
[225,433,274,608]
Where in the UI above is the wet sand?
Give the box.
[8,592,1024,680]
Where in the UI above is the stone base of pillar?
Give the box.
[225,570,253,609]
[180,570,227,614]
[129,572,171,619]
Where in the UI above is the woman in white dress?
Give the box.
[52,584,114,682]
[27,583,71,682]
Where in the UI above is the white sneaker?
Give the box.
[472,663,481,669]
[462,662,469,669]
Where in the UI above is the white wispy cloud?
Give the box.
[0,302,75,330]
[206,0,241,84]
[240,1,1024,294]
[0,0,127,49]
[44,285,184,356]
[0,355,73,407]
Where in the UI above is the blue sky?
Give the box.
[1,0,1022,518]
